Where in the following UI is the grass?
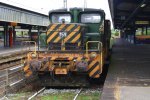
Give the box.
[34,90,101,100]
[35,92,75,100]
[77,91,101,100]
[7,92,29,100]
[7,87,101,100]
[7,86,101,100]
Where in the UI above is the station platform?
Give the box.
[0,47,24,55]
[0,46,36,55]
[0,47,29,56]
[101,38,150,100]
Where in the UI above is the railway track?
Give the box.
[0,51,27,70]
[0,64,25,97]
[0,63,41,99]
[28,87,46,100]
[3,84,102,100]
[27,87,84,100]
[73,88,83,100]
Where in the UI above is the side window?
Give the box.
[81,13,101,23]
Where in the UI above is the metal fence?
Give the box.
[0,64,24,98]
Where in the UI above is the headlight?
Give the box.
[90,52,97,58]
[31,53,36,58]
[73,59,77,62]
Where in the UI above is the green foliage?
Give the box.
[16,32,29,37]
[114,32,119,36]
[36,92,75,100]
[111,29,119,36]
[111,29,115,35]
[0,32,2,36]
[40,33,47,47]
[35,92,101,100]
[77,92,101,100]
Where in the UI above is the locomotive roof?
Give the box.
[49,8,105,14]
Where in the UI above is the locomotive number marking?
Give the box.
[59,32,67,38]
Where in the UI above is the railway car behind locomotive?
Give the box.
[23,8,111,86]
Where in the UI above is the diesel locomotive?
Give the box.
[23,8,111,86]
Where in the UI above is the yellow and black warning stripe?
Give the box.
[47,24,66,43]
[40,61,49,71]
[78,41,81,46]
[67,32,81,43]
[23,62,32,77]
[47,24,53,31]
[47,56,87,61]
[64,26,81,43]
[88,60,101,78]
[47,24,60,33]
[66,56,86,61]
[38,56,88,71]
[47,24,81,44]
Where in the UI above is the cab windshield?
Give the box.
[81,13,101,23]
[51,14,71,23]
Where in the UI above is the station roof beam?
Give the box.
[108,0,150,29]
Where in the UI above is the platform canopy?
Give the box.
[108,0,150,29]
[0,2,49,26]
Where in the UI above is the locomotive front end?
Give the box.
[23,8,106,87]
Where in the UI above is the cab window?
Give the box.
[81,13,101,23]
[51,14,71,23]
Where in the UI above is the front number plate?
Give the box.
[55,68,67,75]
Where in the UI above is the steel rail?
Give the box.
[0,64,24,99]
[0,95,8,100]
[28,87,45,100]
[73,88,83,100]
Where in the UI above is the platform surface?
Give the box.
[101,38,150,100]
[0,46,36,55]
[0,47,23,55]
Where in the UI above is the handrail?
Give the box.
[22,41,37,55]
[86,41,103,73]
[21,41,37,63]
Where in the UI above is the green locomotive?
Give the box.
[23,8,111,86]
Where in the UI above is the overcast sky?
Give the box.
[0,0,112,27]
